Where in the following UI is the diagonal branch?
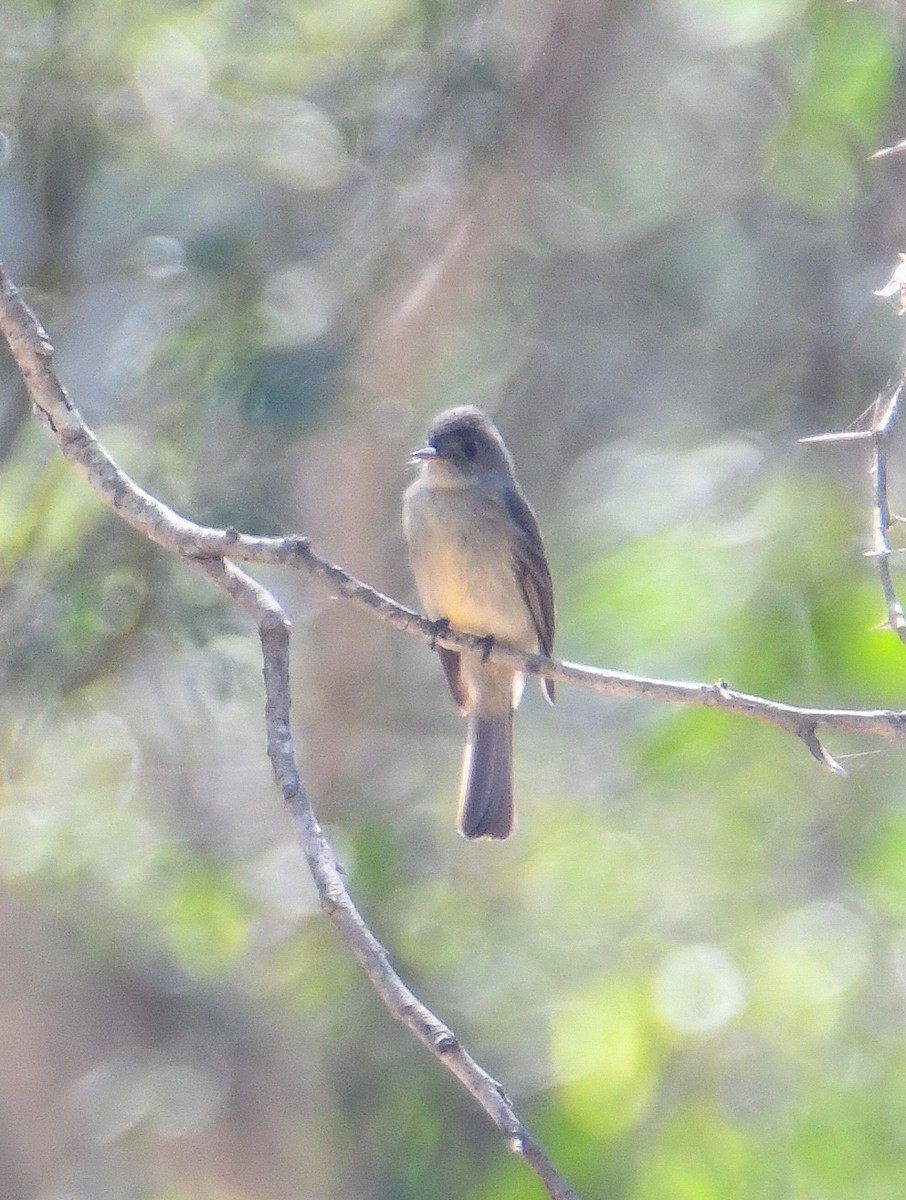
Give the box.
[0,266,584,1200]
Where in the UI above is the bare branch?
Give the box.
[0,264,584,1200]
[870,383,906,640]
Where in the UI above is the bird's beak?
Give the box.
[409,444,439,464]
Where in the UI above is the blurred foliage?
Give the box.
[3,0,906,1198]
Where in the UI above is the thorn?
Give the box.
[800,726,846,775]
[873,253,906,313]
[870,141,906,159]
[799,430,873,444]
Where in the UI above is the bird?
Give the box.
[403,405,555,839]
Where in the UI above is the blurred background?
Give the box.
[2,0,906,1196]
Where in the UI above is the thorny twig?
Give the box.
[802,257,906,644]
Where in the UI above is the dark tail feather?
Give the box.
[458,709,514,840]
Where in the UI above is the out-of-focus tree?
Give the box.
[2,0,906,1197]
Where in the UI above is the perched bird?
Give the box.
[403,406,555,839]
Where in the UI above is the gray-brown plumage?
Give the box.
[403,406,555,839]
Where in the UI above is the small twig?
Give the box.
[869,382,906,640]
[801,266,906,645]
[874,378,902,437]
[0,263,583,1200]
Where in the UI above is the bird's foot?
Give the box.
[429,617,451,651]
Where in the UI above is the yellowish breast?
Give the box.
[403,477,537,648]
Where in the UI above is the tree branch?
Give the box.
[0,264,585,1198]
[869,381,906,640]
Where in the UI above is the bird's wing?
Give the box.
[505,488,556,702]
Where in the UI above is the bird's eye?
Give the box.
[460,438,478,461]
